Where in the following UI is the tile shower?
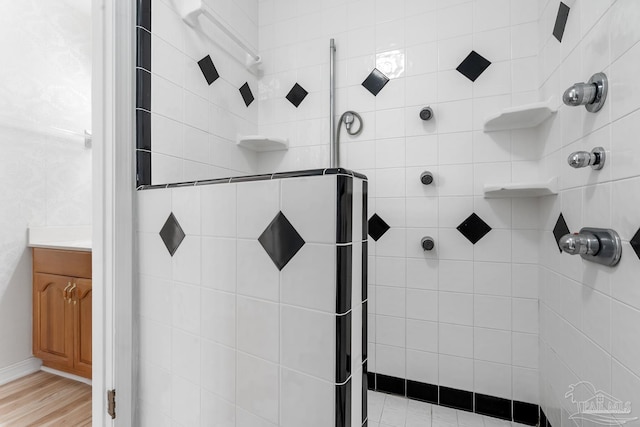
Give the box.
[135,0,640,426]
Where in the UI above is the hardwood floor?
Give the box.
[0,371,91,426]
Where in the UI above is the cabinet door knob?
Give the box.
[68,283,77,304]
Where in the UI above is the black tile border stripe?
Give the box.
[514,400,540,425]
[362,181,368,241]
[136,27,151,71]
[361,301,367,361]
[336,378,352,427]
[137,168,368,190]
[475,393,511,421]
[137,0,151,31]
[362,242,367,301]
[440,386,473,412]
[367,372,540,426]
[136,69,151,111]
[337,175,354,244]
[336,245,353,315]
[362,361,368,425]
[136,109,151,151]
[336,312,352,384]
[136,150,151,188]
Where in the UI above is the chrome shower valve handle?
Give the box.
[567,147,605,170]
[562,72,608,113]
[559,227,622,267]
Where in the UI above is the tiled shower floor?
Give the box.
[368,392,533,427]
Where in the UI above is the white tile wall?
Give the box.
[136,173,365,426]
[145,0,260,184]
[537,0,640,425]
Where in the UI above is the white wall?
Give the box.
[0,1,92,372]
[537,0,640,425]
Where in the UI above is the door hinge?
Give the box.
[107,389,116,419]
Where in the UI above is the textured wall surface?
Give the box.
[0,0,92,371]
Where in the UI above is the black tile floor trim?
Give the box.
[513,400,540,426]
[407,380,438,404]
[475,393,512,421]
[376,374,405,396]
[553,2,571,42]
[138,168,368,190]
[540,408,552,427]
[137,0,151,31]
[440,386,473,412]
[336,379,352,427]
[337,175,354,244]
[368,372,540,425]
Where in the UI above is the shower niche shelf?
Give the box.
[484,177,558,198]
[483,98,558,132]
[237,135,289,152]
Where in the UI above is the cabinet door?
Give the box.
[33,273,74,370]
[73,278,92,378]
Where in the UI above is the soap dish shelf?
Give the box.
[237,135,289,152]
[483,178,558,198]
[483,98,558,132]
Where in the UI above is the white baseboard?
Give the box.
[0,357,42,386]
[41,366,92,386]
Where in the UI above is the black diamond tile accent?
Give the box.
[513,401,540,426]
[286,83,308,107]
[258,212,305,270]
[475,393,512,421]
[630,228,640,261]
[197,55,220,85]
[553,2,570,42]
[456,51,492,82]
[553,213,570,253]
[457,213,491,244]
[159,213,185,256]
[368,214,390,241]
[239,82,254,107]
[362,68,390,96]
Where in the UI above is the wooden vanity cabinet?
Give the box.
[32,248,92,379]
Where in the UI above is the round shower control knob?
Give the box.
[421,237,435,251]
[420,107,434,121]
[420,171,434,185]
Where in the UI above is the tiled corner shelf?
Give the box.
[483,98,558,132]
[484,177,558,198]
[237,135,289,152]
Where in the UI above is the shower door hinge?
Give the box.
[107,389,116,419]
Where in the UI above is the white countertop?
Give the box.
[28,226,92,252]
